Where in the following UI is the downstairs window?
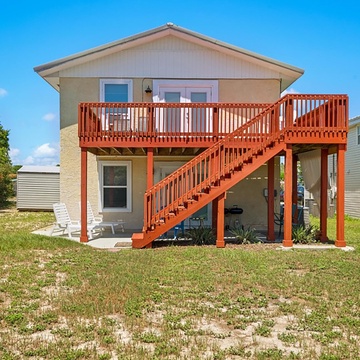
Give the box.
[99,161,131,212]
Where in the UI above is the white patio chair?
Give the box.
[52,203,101,239]
[81,201,125,234]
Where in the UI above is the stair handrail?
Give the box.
[143,94,348,230]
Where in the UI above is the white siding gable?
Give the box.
[60,36,281,80]
[344,124,360,218]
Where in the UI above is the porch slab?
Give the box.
[277,244,355,252]
[32,225,133,249]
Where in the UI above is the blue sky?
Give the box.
[1,0,359,166]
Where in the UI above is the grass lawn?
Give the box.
[0,208,360,359]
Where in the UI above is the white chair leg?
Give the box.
[87,229,93,240]
[67,225,74,239]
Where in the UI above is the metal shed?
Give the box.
[16,166,60,211]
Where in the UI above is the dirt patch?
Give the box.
[114,242,133,248]
[150,240,281,251]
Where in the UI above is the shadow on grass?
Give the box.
[0,199,16,212]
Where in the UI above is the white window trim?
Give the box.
[98,160,132,212]
[152,80,218,103]
[100,79,133,102]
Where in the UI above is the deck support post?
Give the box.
[145,148,154,249]
[80,148,88,243]
[215,192,225,248]
[320,148,329,242]
[147,148,154,189]
[283,145,293,247]
[267,157,275,241]
[292,155,298,222]
[335,144,346,247]
[212,197,218,232]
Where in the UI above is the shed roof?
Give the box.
[18,166,60,174]
[34,23,304,92]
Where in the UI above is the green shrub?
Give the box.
[292,224,320,244]
[229,226,260,244]
[185,226,216,246]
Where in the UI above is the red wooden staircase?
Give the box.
[131,94,348,248]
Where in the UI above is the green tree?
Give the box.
[12,164,22,173]
[0,122,13,206]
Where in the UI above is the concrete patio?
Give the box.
[32,225,134,249]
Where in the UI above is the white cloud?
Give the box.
[10,148,20,158]
[281,88,300,96]
[12,143,60,166]
[0,88,8,97]
[23,156,35,165]
[42,113,56,121]
[9,148,20,164]
[33,143,59,158]
[32,143,60,166]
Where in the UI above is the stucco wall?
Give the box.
[60,78,98,218]
[219,79,280,103]
[225,159,281,230]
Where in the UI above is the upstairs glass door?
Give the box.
[186,88,212,133]
[156,85,212,133]
[163,90,183,132]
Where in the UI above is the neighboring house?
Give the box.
[328,115,360,218]
[34,23,348,248]
[17,166,60,211]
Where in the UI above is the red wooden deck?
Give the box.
[78,94,348,248]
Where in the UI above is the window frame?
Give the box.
[98,160,132,213]
[357,125,360,145]
[100,79,133,102]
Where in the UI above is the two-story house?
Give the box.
[35,23,348,248]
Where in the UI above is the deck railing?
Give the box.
[78,102,269,144]
[142,94,348,231]
[282,95,348,142]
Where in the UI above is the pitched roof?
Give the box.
[35,23,304,91]
[349,115,360,128]
[18,166,60,174]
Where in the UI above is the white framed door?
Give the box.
[154,162,212,227]
[186,88,212,133]
[158,87,185,132]
[154,80,218,133]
